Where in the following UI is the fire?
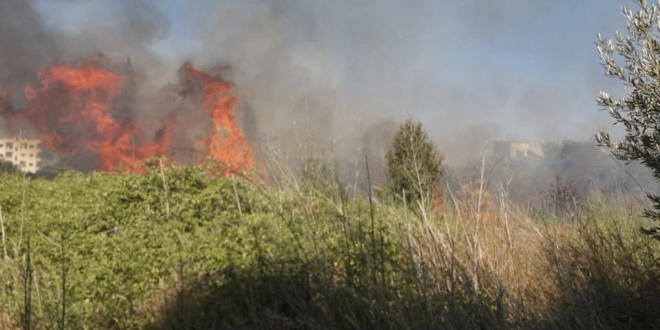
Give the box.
[19,56,173,172]
[182,62,253,176]
[460,179,497,221]
[0,55,254,175]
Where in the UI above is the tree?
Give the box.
[596,0,660,238]
[385,118,443,207]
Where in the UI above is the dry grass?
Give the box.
[0,307,19,330]
[145,170,660,329]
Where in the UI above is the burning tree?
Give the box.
[19,56,174,172]
[182,63,253,176]
[596,0,660,238]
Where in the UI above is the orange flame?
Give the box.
[20,56,173,172]
[182,63,253,176]
[1,56,255,175]
[460,179,497,221]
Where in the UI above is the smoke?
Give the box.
[0,0,644,177]
[179,0,631,167]
[147,0,435,182]
[0,0,172,84]
[0,0,58,113]
[0,0,172,138]
[442,139,659,215]
[49,0,171,87]
[0,0,58,77]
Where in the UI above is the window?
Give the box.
[5,152,12,158]
[21,154,25,157]
[19,161,25,167]
[0,144,3,148]
[29,144,34,149]
[29,154,33,157]
[6,143,12,149]
[28,163,33,167]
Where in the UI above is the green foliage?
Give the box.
[0,157,658,329]
[596,0,660,239]
[0,166,270,328]
[0,163,411,329]
[385,118,443,205]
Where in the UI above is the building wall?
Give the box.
[494,140,544,161]
[0,137,42,173]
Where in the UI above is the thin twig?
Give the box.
[33,270,44,322]
[0,205,6,260]
[20,173,32,330]
[159,159,170,218]
[417,200,440,244]
[233,180,244,222]
[365,153,377,285]
[476,155,485,227]
[37,230,61,248]
[60,241,66,330]
[23,235,32,330]
[499,183,513,251]
[18,173,27,257]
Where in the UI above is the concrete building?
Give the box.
[493,140,544,161]
[0,136,43,173]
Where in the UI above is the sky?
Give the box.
[17,0,638,163]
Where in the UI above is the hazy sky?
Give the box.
[27,0,635,163]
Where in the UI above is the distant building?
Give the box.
[493,140,544,161]
[0,136,43,173]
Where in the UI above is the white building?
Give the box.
[0,136,43,173]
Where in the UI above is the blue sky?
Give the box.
[29,0,637,161]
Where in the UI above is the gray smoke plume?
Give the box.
[178,0,633,168]
[0,0,60,134]
[0,0,59,81]
[0,0,647,182]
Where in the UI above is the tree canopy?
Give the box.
[385,118,443,206]
[596,0,660,238]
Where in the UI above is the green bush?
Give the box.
[0,163,410,329]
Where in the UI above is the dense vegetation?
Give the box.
[0,157,658,329]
